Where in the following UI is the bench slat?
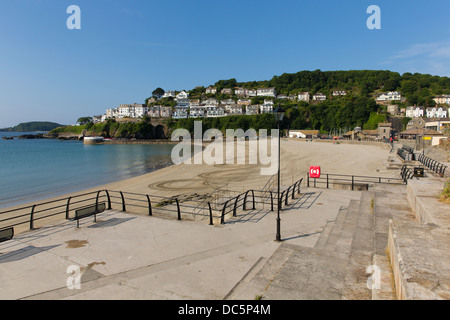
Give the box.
[0,227,14,243]
[75,202,106,220]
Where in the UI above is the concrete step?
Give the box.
[341,190,375,300]
[225,243,296,300]
[257,243,350,300]
[315,207,347,249]
[321,199,360,256]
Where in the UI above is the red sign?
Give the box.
[309,166,321,178]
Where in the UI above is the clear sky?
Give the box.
[1,0,450,128]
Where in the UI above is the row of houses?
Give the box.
[204,87,277,97]
[176,86,347,102]
[404,106,449,119]
[97,99,278,122]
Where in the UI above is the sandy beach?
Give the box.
[1,139,397,233]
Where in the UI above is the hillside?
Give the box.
[0,121,65,132]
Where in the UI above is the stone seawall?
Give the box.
[100,139,177,145]
[296,138,392,150]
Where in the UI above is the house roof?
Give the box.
[290,130,319,135]
[400,128,442,135]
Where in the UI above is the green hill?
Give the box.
[0,121,65,132]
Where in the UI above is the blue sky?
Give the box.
[1,0,450,128]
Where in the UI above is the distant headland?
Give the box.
[0,121,65,132]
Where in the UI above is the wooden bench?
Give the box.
[0,227,14,243]
[74,202,106,228]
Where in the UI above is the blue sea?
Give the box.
[0,132,175,209]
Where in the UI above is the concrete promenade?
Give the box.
[0,188,360,300]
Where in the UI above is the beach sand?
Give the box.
[1,140,397,233]
[94,139,394,195]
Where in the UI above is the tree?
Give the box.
[152,87,165,99]
[77,117,93,125]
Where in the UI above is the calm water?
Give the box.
[0,132,174,209]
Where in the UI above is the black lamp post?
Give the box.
[273,105,285,242]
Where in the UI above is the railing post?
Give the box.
[30,205,36,230]
[243,192,248,211]
[327,174,329,189]
[251,190,255,210]
[176,198,181,220]
[314,178,316,188]
[352,176,354,191]
[105,190,111,210]
[207,202,213,226]
[221,200,229,224]
[120,191,126,212]
[65,197,72,220]
[307,175,310,187]
[233,195,240,217]
[146,195,152,216]
[95,191,101,212]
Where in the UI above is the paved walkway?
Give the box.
[0,188,361,300]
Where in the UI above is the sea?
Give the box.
[0,132,175,209]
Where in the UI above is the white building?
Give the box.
[426,107,448,119]
[117,104,148,118]
[247,89,257,97]
[203,98,219,105]
[298,92,310,102]
[332,91,347,96]
[189,106,205,118]
[246,105,260,115]
[173,106,189,119]
[312,93,326,101]
[221,98,235,106]
[176,98,190,107]
[162,91,176,98]
[106,108,118,119]
[260,100,274,114]
[433,95,450,105]
[377,91,402,102]
[148,106,172,118]
[257,87,276,97]
[205,106,225,118]
[405,106,424,118]
[205,86,217,94]
[225,104,244,115]
[234,87,247,97]
[176,91,189,100]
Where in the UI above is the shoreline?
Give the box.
[1,140,398,207]
[0,140,399,234]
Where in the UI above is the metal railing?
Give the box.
[397,146,415,161]
[218,178,303,224]
[415,154,448,176]
[306,173,406,190]
[0,190,111,232]
[400,165,417,182]
[0,178,305,232]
